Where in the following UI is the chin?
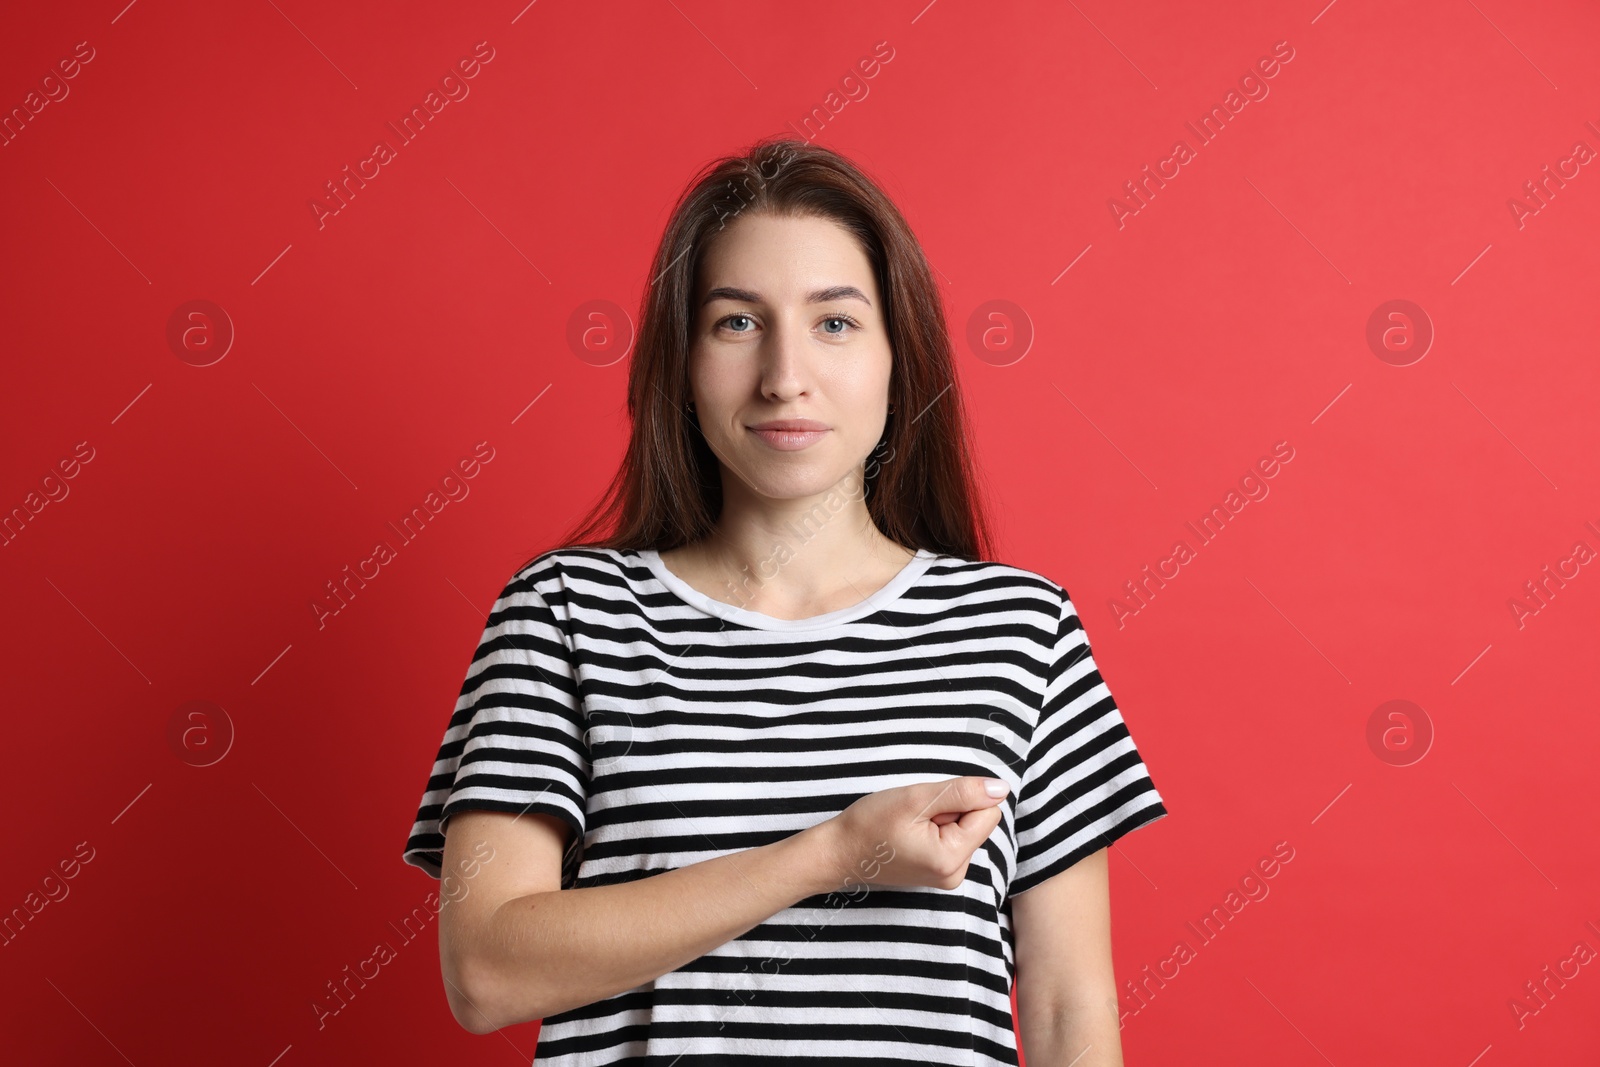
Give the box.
[741,467,856,501]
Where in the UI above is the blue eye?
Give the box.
[712,313,863,334]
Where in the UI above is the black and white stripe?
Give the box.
[404,546,1168,1064]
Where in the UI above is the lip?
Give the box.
[749,419,829,431]
[748,425,830,451]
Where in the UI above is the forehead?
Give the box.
[696,212,877,301]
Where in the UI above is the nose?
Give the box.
[757,312,811,401]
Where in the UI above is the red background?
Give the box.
[3,1,1598,1063]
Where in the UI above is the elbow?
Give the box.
[445,949,515,1035]
[440,891,560,1033]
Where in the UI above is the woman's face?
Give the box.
[688,211,893,505]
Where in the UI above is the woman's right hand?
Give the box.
[819,776,1010,892]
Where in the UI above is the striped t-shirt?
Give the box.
[403,545,1169,1065]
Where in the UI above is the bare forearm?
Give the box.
[1019,995,1124,1067]
[460,821,847,1030]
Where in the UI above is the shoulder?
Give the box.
[476,547,641,638]
[493,545,641,608]
[452,550,645,671]
[920,553,1068,632]
[927,552,1066,599]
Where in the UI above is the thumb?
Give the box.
[965,775,1009,807]
[944,799,1006,849]
[929,776,1007,830]
[920,776,1006,822]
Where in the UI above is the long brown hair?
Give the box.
[533,136,995,566]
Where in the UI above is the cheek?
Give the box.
[691,349,749,400]
[821,343,890,389]
[830,368,892,419]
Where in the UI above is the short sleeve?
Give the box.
[1009,588,1169,897]
[401,563,590,887]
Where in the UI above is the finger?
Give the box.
[952,801,1004,844]
[916,776,1005,823]
[912,778,967,822]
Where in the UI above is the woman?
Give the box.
[402,137,1169,1065]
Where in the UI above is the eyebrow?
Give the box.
[700,285,872,308]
